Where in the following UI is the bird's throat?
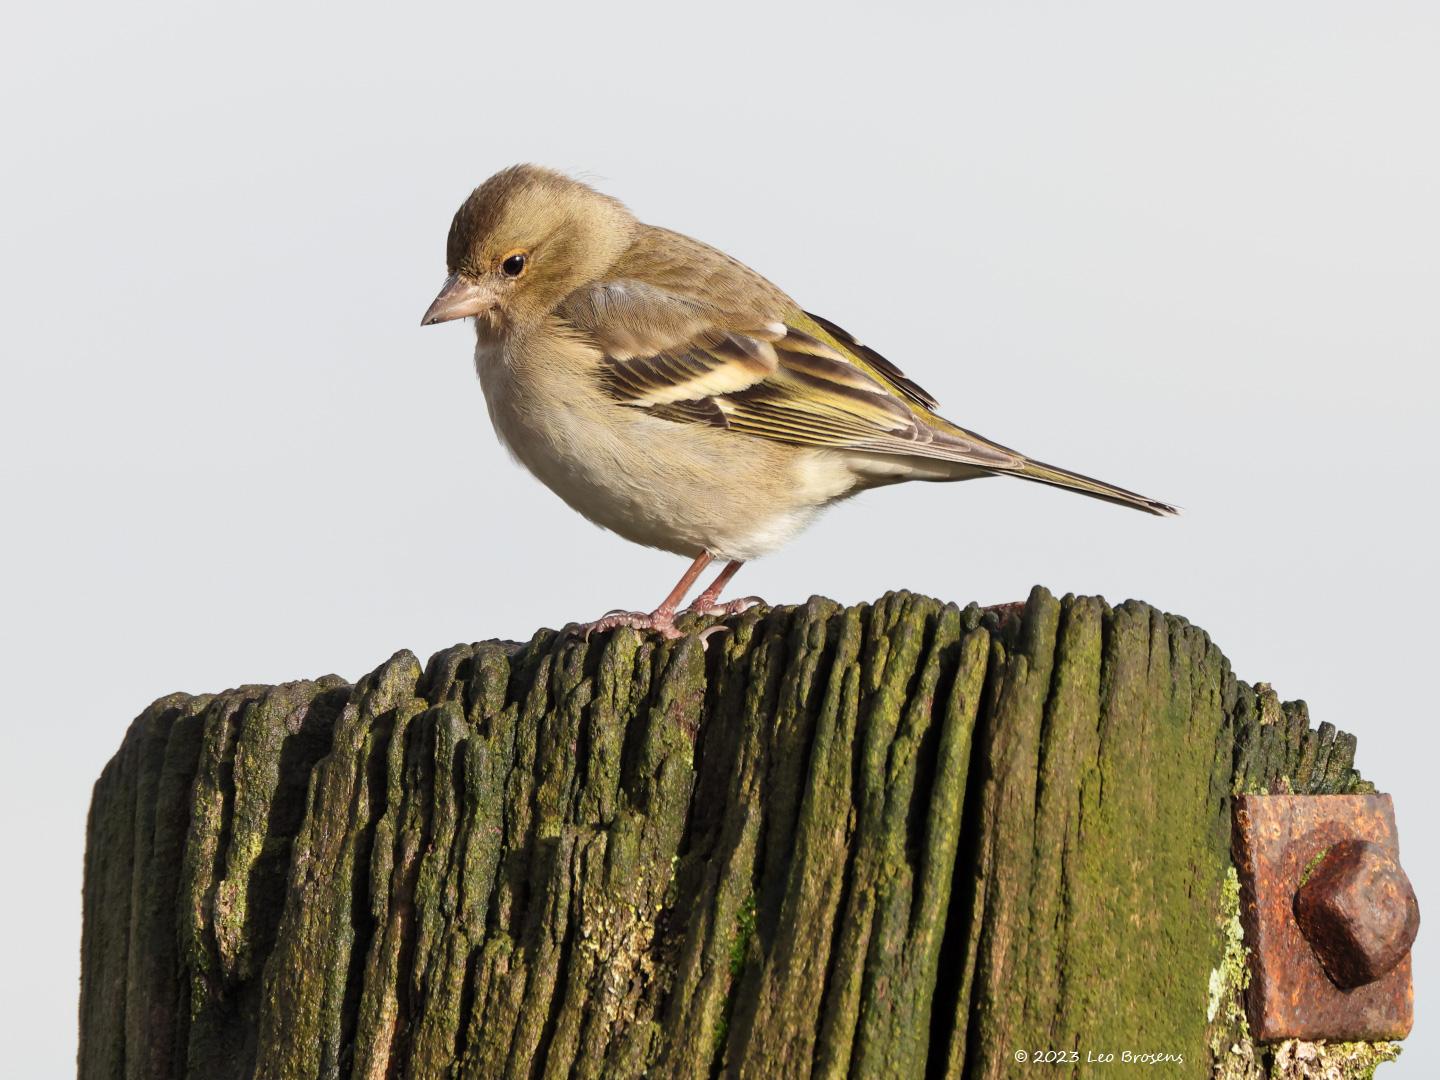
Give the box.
[472,309,509,349]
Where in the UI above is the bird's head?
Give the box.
[421,164,638,334]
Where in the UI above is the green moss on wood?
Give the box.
[1210,867,1261,1080]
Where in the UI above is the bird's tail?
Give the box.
[1012,457,1179,516]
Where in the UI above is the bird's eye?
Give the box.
[500,252,528,278]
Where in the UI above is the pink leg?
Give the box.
[682,560,764,617]
[580,552,714,640]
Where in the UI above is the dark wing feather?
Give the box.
[804,310,942,410]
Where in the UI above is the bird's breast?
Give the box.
[469,333,858,560]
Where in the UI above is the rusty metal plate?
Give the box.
[1232,794,1415,1041]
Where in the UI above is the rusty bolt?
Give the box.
[1293,839,1420,990]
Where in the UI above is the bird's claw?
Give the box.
[683,595,765,618]
[573,595,765,646]
[578,609,684,641]
[696,623,731,649]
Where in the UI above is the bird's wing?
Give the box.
[562,227,1178,515]
[562,269,1022,470]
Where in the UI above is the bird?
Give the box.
[422,165,1176,639]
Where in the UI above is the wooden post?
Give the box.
[79,588,1399,1078]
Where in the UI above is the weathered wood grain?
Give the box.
[79,589,1380,1079]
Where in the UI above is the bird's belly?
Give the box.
[477,355,855,560]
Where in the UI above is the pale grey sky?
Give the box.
[2,2,1435,1073]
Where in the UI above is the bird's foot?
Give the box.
[682,595,766,618]
[579,607,684,641]
[574,593,764,647]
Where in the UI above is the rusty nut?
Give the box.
[1293,838,1420,990]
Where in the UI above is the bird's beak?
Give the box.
[421,274,495,326]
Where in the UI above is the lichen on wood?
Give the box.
[79,588,1391,1078]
